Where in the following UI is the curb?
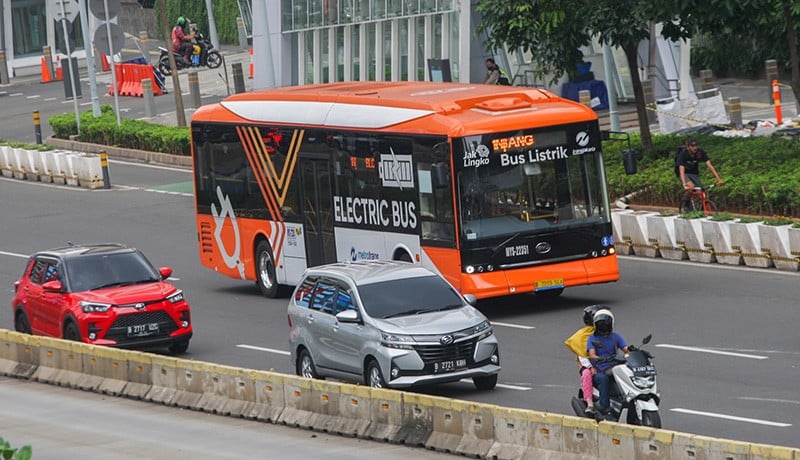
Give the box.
[45,136,192,168]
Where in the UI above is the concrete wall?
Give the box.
[1,329,798,459]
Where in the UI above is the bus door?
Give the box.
[299,155,337,267]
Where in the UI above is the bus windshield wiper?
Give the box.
[491,232,521,258]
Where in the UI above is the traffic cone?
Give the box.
[101,54,110,72]
[54,55,63,81]
[249,48,254,79]
[40,56,53,83]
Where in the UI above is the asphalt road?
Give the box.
[0,161,798,450]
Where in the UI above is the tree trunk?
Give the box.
[624,42,652,151]
[785,3,800,113]
[158,0,186,127]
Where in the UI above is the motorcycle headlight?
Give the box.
[631,376,655,389]
[80,301,112,313]
[380,332,415,349]
[474,320,493,340]
[166,290,185,304]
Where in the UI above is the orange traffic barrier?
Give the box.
[101,54,110,72]
[54,55,63,81]
[249,48,254,79]
[40,56,53,83]
[108,63,164,97]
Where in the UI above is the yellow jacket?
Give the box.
[565,326,594,365]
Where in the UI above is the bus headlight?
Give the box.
[465,265,475,274]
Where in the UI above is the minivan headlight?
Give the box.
[475,320,493,340]
[166,290,185,304]
[381,332,415,349]
[80,301,112,313]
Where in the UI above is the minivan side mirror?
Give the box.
[336,309,360,324]
[463,293,477,306]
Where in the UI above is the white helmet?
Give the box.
[593,309,614,335]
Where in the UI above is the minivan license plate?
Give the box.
[127,323,159,337]
[434,359,467,374]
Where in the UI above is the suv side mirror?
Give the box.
[159,267,173,280]
[42,280,62,292]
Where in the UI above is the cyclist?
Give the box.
[675,138,724,207]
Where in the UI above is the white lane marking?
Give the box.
[80,101,92,106]
[9,92,23,97]
[0,250,28,259]
[107,159,190,172]
[656,344,768,360]
[26,95,41,99]
[738,397,800,405]
[458,379,530,391]
[236,344,291,356]
[491,321,535,330]
[44,97,57,102]
[671,408,791,427]
[618,254,800,277]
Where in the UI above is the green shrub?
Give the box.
[0,436,32,460]
[736,216,764,224]
[763,215,795,226]
[679,210,706,219]
[709,212,735,222]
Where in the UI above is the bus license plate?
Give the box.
[127,323,159,337]
[535,278,564,291]
[434,359,467,374]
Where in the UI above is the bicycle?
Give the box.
[678,184,718,215]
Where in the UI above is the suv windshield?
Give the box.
[66,251,161,292]
[357,275,465,319]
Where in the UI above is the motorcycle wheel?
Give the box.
[206,51,222,69]
[158,57,173,77]
[570,397,588,417]
[641,410,661,428]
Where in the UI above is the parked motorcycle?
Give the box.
[157,32,222,76]
[570,334,661,428]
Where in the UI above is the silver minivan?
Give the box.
[287,260,500,390]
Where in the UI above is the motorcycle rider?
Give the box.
[564,305,606,416]
[587,309,630,420]
[172,16,196,65]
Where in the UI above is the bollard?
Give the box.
[728,96,742,129]
[237,17,249,51]
[578,89,591,107]
[33,111,43,144]
[139,31,150,62]
[641,79,656,124]
[42,46,55,82]
[0,50,9,85]
[142,78,156,117]
[188,71,201,109]
[765,59,778,105]
[232,62,246,94]
[99,152,111,189]
[699,69,714,91]
[772,79,783,125]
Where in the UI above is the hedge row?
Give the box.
[49,105,190,156]
[602,132,800,217]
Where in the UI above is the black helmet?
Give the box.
[593,309,614,336]
[583,304,606,326]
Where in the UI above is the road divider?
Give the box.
[0,145,105,188]
[0,329,798,459]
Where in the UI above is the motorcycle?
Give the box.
[157,31,222,76]
[570,334,662,428]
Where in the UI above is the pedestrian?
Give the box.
[484,58,511,85]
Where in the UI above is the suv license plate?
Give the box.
[434,359,467,374]
[127,323,159,337]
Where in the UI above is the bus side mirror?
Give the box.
[621,149,637,175]
[431,162,450,188]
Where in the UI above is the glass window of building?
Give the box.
[12,0,47,57]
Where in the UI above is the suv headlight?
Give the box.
[474,320,493,340]
[380,332,415,349]
[631,376,655,389]
[80,301,112,313]
[166,290,185,304]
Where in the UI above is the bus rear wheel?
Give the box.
[255,240,279,298]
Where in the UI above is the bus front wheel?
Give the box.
[255,240,279,298]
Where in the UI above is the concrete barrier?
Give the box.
[758,224,799,271]
[22,148,40,181]
[76,153,104,189]
[646,214,686,260]
[48,151,68,185]
[0,145,13,177]
[611,210,635,255]
[619,211,660,257]
[675,218,715,263]
[12,147,26,179]
[702,219,743,266]
[1,330,799,459]
[729,221,774,268]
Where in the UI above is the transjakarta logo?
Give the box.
[351,247,380,261]
[500,146,568,166]
[378,152,414,189]
[573,131,596,155]
[333,196,418,229]
[463,144,491,168]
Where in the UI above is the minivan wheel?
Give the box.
[366,360,386,388]
[297,349,319,379]
[473,374,498,390]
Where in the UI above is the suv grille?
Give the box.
[413,338,476,364]
[104,311,178,341]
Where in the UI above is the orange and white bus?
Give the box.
[190,82,618,299]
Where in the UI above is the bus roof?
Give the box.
[192,81,598,136]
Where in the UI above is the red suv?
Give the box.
[11,243,193,354]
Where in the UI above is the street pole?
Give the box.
[103,0,121,126]
[157,0,186,126]
[78,0,101,117]
[204,0,219,51]
[57,3,80,134]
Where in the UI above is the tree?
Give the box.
[476,0,697,151]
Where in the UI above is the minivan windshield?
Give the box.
[358,275,465,319]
